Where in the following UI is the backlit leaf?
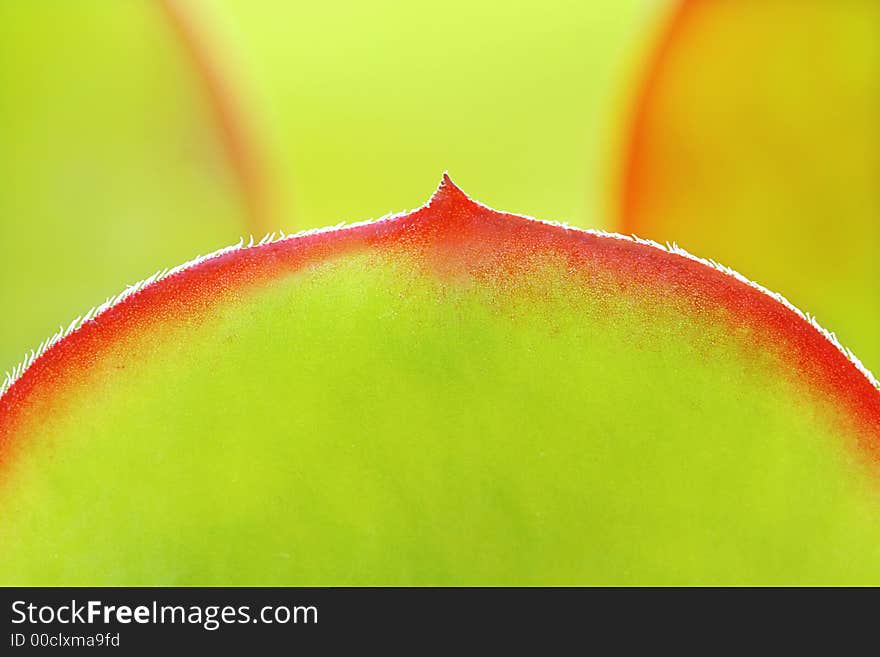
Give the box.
[2,178,878,585]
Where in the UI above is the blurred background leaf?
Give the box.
[619,0,880,373]
[0,1,254,373]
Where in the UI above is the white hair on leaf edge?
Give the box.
[2,174,878,398]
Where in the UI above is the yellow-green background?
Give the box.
[0,0,661,374]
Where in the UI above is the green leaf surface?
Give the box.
[2,179,878,585]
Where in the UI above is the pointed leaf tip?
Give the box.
[429,172,469,206]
